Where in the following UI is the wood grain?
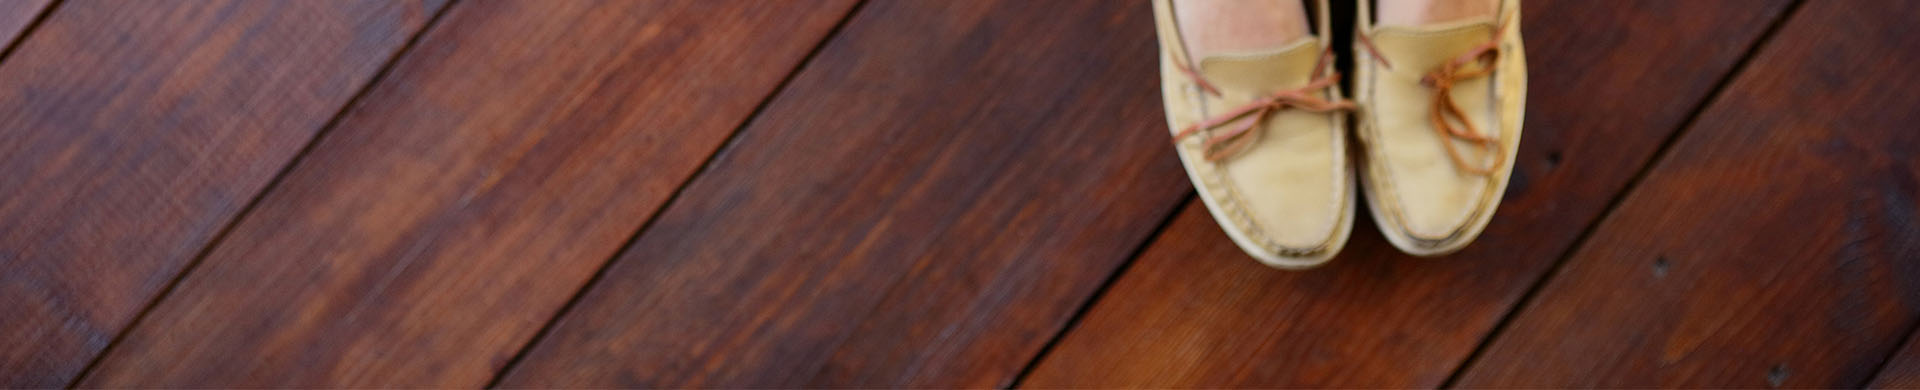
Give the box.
[1456,0,1920,386]
[74,0,854,387]
[74,1,854,387]
[0,0,50,46]
[1021,0,1795,387]
[1872,333,1920,388]
[497,0,1187,387]
[0,0,442,386]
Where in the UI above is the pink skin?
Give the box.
[1377,0,1499,27]
[1174,0,1498,59]
[1173,0,1309,60]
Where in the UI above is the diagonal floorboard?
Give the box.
[1020,0,1796,387]
[0,0,51,53]
[1871,329,1920,388]
[76,0,855,386]
[1454,0,1920,385]
[497,0,1192,387]
[5,0,1908,387]
[0,1,445,385]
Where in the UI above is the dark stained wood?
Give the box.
[497,0,1187,387]
[0,0,443,386]
[1456,0,1920,386]
[1872,333,1920,388]
[73,0,855,387]
[75,1,854,387]
[0,0,50,45]
[1021,0,1795,387]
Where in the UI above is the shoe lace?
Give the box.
[1173,48,1356,162]
[1355,16,1510,175]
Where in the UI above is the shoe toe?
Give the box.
[1201,114,1352,268]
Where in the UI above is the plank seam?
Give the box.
[1003,193,1197,389]
[1434,1,1810,387]
[478,1,871,387]
[0,0,61,71]
[1860,319,1920,387]
[60,1,465,386]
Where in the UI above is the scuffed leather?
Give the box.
[1154,0,1353,268]
[1355,0,1526,256]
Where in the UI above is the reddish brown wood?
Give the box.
[497,0,1188,387]
[1872,334,1920,388]
[1457,0,1920,386]
[1022,0,1795,387]
[0,0,442,386]
[73,1,854,387]
[0,0,50,45]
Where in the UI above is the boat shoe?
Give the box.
[1153,0,1356,268]
[1353,0,1526,256]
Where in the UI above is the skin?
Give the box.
[1173,0,1499,60]
[1172,0,1309,60]
[1377,0,1500,27]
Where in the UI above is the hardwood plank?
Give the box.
[0,0,443,386]
[1021,0,1795,387]
[498,0,1187,387]
[0,0,51,46]
[1871,333,1920,388]
[76,0,854,387]
[1457,0,1920,386]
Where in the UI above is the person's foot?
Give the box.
[1353,0,1524,256]
[1376,0,1498,27]
[1156,0,1357,268]
[1173,0,1310,59]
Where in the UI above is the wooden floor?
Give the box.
[2,0,1917,387]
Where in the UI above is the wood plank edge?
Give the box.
[60,1,466,387]
[478,2,874,387]
[0,0,59,69]
[1004,193,1198,389]
[1435,1,1812,387]
[1864,324,1920,388]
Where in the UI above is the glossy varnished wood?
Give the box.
[1456,0,1920,386]
[499,0,1186,387]
[8,0,1916,387]
[0,0,442,386]
[77,0,854,387]
[1021,0,1795,386]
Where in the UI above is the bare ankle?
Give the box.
[1172,0,1310,60]
[1376,0,1498,27]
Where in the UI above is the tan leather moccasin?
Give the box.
[1153,0,1356,268]
[1353,0,1526,256]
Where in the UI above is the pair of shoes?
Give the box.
[1153,0,1525,268]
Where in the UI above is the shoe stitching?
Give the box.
[1358,30,1484,247]
[1160,0,1345,259]
[1193,54,1349,257]
[1359,9,1520,249]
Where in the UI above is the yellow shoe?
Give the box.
[1153,0,1357,268]
[1353,0,1527,256]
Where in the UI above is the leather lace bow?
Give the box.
[1358,18,1510,175]
[1173,50,1355,162]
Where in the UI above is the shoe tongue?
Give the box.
[1369,18,1497,72]
[1196,37,1322,94]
